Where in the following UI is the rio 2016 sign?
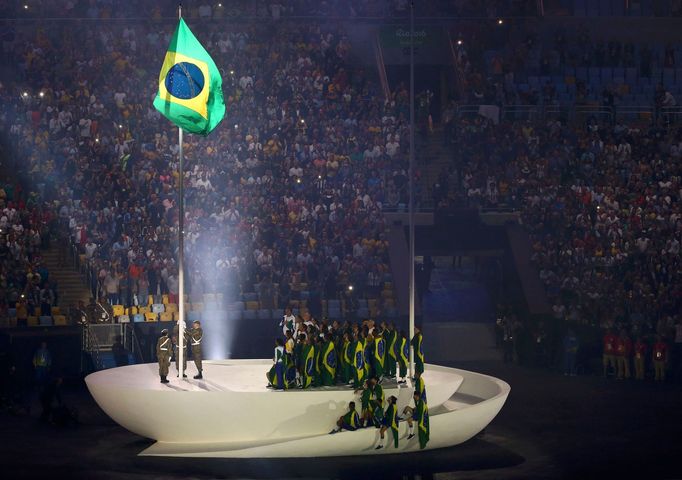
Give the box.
[380,26,442,48]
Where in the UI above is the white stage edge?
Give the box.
[85,360,510,457]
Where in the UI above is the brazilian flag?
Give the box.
[302,344,315,389]
[385,403,399,448]
[321,341,337,386]
[153,18,225,136]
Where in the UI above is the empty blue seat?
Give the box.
[664,69,675,85]
[601,67,612,82]
[243,292,257,302]
[576,67,588,81]
[242,310,256,320]
[257,309,271,320]
[8,308,16,318]
[272,309,284,320]
[229,301,245,311]
[598,0,611,16]
[328,299,340,310]
[133,313,144,323]
[39,316,53,326]
[357,307,369,318]
[588,67,600,80]
[574,0,587,16]
[327,309,341,319]
[586,1,599,16]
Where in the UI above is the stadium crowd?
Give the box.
[447,108,681,377]
[2,18,414,318]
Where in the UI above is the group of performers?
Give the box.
[266,315,425,391]
[267,314,428,450]
[329,373,429,450]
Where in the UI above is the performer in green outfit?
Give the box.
[329,401,361,434]
[376,395,399,449]
[414,370,427,402]
[407,391,429,449]
[373,329,386,381]
[411,325,425,376]
[351,331,365,389]
[312,336,322,387]
[341,332,353,384]
[396,330,409,384]
[384,322,398,378]
[320,333,337,386]
[300,336,316,389]
[359,377,384,427]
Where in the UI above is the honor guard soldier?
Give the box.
[190,320,203,379]
[156,329,172,384]
[172,321,189,378]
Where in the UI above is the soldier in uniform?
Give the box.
[156,329,172,384]
[172,321,189,378]
[190,320,203,379]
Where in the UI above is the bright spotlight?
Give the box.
[296,178,301,184]
[348,285,354,291]
[498,19,503,25]
[21,91,29,98]
[300,119,305,124]
[39,91,44,98]
[229,70,234,75]
[24,4,28,9]
[457,39,463,46]
[118,124,123,129]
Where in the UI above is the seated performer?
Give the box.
[266,338,285,390]
[329,401,361,434]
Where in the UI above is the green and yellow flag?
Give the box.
[153,18,225,136]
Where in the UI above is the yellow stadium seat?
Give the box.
[126,306,138,315]
[246,301,259,310]
[53,315,67,326]
[148,295,154,306]
[172,311,180,321]
[112,305,125,317]
[165,303,178,313]
[162,294,170,305]
[192,302,204,312]
[159,312,173,322]
[51,306,61,316]
[138,306,149,314]
[145,312,158,322]
[27,316,39,326]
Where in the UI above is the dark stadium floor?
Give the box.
[2,360,682,479]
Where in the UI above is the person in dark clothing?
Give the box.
[39,376,63,423]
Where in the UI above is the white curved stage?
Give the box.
[85,360,510,457]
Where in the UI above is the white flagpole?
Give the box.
[177,4,186,379]
[408,0,416,379]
